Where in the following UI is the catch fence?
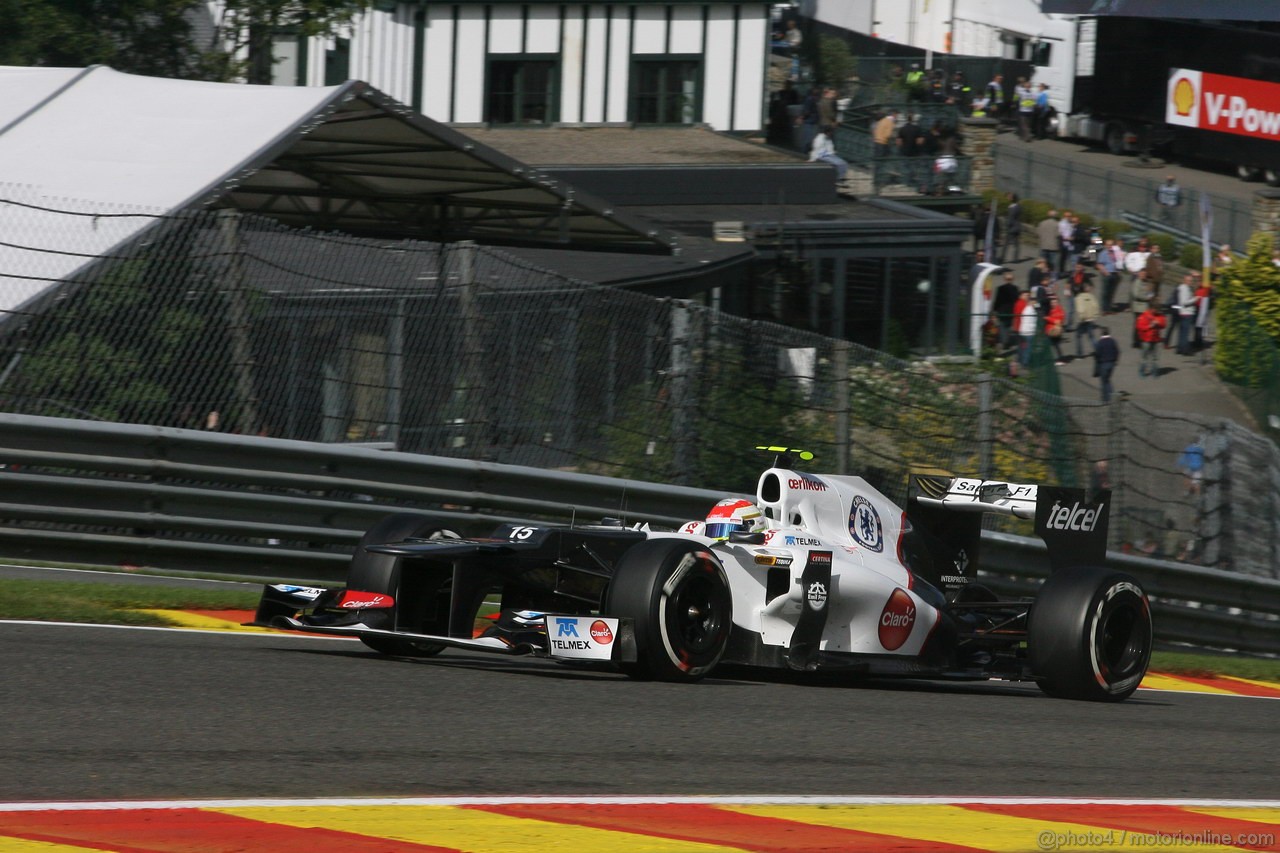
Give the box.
[995,143,1254,251]
[0,194,1275,577]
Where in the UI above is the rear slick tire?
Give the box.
[606,538,732,682]
[348,513,457,657]
[1028,566,1152,702]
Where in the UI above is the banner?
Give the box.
[1041,1,1280,19]
[1167,69,1280,142]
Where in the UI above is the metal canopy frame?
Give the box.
[208,82,679,254]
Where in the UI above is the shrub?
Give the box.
[1097,219,1129,240]
[1144,231,1177,257]
[1179,242,1205,270]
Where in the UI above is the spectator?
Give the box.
[984,73,1005,118]
[1045,294,1067,364]
[808,124,849,186]
[1034,82,1051,139]
[999,192,1022,264]
[1193,275,1212,351]
[1099,238,1122,313]
[993,269,1020,349]
[1145,243,1165,292]
[1178,439,1205,496]
[1124,239,1150,287]
[1155,174,1182,223]
[784,19,803,51]
[1058,210,1076,273]
[1074,280,1101,358]
[1091,459,1112,493]
[1017,288,1039,366]
[1130,268,1155,347]
[797,87,821,152]
[1136,302,1168,378]
[1037,210,1060,272]
[1094,326,1120,402]
[1214,244,1234,279]
[1171,273,1197,355]
[1015,77,1036,141]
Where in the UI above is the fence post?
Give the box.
[1108,395,1125,549]
[216,210,260,436]
[1063,161,1073,208]
[456,240,484,452]
[977,372,993,478]
[670,300,695,484]
[835,340,850,475]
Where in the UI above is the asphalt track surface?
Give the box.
[3,616,1277,804]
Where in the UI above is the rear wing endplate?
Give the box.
[910,475,1110,575]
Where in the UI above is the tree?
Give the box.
[1214,232,1280,387]
[0,0,373,83]
[0,0,210,78]
[211,0,374,84]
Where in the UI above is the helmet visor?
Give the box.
[703,521,740,540]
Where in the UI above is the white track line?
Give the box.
[1,796,1278,812]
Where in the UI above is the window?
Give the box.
[631,59,702,125]
[488,58,559,125]
[325,38,350,86]
[1031,41,1053,68]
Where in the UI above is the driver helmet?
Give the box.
[704,498,767,540]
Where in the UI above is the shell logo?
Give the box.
[1173,77,1196,117]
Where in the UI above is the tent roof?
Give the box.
[0,66,678,316]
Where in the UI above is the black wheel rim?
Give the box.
[1095,592,1150,684]
[663,556,729,658]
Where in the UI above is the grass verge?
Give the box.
[1149,650,1280,683]
[0,579,260,627]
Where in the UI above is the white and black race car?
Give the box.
[252,451,1152,702]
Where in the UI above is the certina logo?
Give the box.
[878,589,916,650]
[788,475,828,492]
[1045,500,1105,533]
[806,581,827,611]
[807,551,832,565]
[785,535,822,546]
[849,495,884,552]
[589,619,614,645]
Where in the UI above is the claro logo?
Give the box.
[878,589,916,651]
[1044,500,1105,533]
[589,620,614,645]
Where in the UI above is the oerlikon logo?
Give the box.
[878,589,916,650]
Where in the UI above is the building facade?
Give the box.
[267,1,769,132]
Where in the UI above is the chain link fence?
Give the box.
[995,143,1254,250]
[0,195,1275,577]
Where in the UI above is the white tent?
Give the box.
[0,65,674,317]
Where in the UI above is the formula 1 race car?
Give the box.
[251,451,1153,702]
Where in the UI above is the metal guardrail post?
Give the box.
[834,340,850,475]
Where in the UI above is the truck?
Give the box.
[1056,16,1280,183]
[801,1,1280,182]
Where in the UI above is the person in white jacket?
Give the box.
[809,125,849,183]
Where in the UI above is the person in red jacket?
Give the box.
[1045,295,1067,364]
[1136,303,1168,378]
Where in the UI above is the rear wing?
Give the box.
[907,475,1110,590]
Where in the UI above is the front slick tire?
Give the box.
[349,513,455,658]
[606,539,732,682]
[1029,566,1152,702]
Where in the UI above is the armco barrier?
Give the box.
[0,414,1275,652]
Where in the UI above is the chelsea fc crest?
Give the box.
[849,495,884,552]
